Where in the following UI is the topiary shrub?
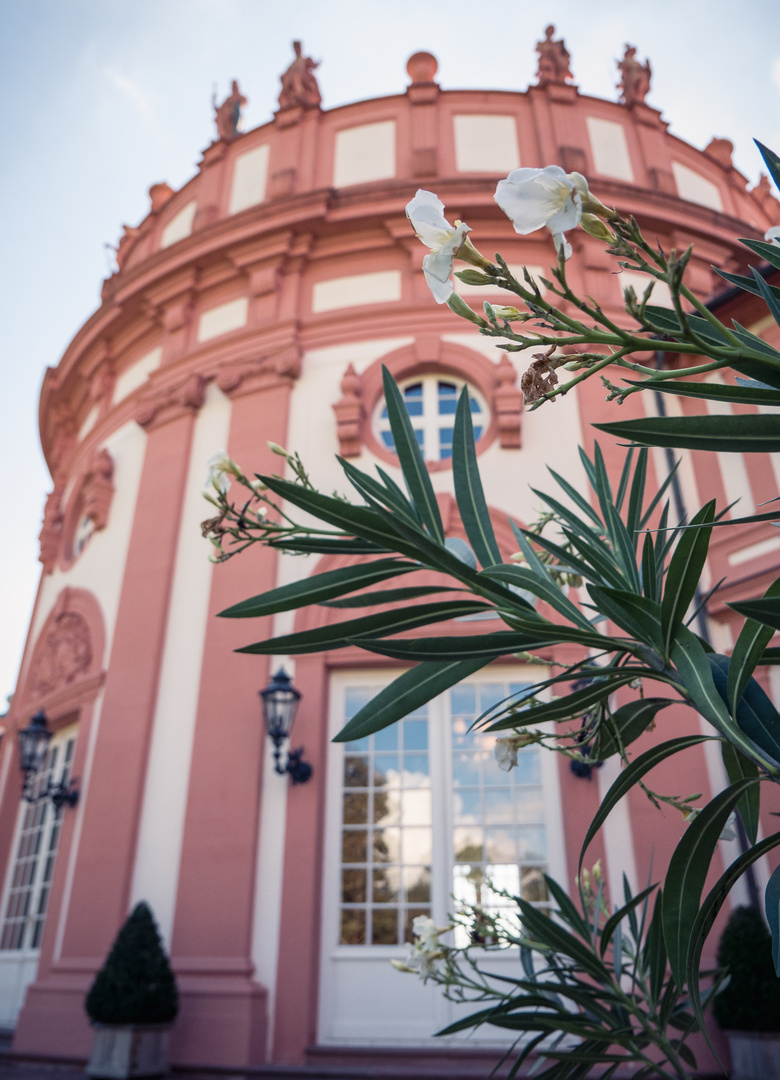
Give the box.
[85,902,178,1026]
[713,906,780,1033]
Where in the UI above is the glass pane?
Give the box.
[374,726,398,752]
[342,869,366,903]
[484,789,513,824]
[453,789,481,824]
[403,720,428,751]
[402,827,432,865]
[373,867,400,903]
[343,792,368,824]
[454,826,484,863]
[344,756,368,787]
[342,829,367,864]
[399,788,431,827]
[452,751,481,787]
[521,866,549,903]
[373,755,399,788]
[372,908,399,945]
[373,827,400,863]
[404,867,431,903]
[517,827,547,861]
[450,685,476,717]
[485,827,516,862]
[403,754,429,780]
[515,787,544,823]
[513,750,541,784]
[340,909,366,945]
[374,788,400,826]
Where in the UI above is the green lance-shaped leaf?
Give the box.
[614,444,634,513]
[729,595,780,633]
[480,564,594,632]
[516,892,613,983]
[546,466,603,528]
[486,673,638,732]
[323,584,461,608]
[686,829,780,1048]
[765,862,780,977]
[643,890,667,1005]
[708,653,780,772]
[236,599,491,654]
[752,266,780,331]
[219,558,419,618]
[452,387,503,568]
[594,698,674,761]
[728,577,780,719]
[579,734,714,876]
[381,366,444,542]
[587,585,663,653]
[716,266,780,304]
[350,631,555,662]
[756,140,780,195]
[647,377,780,408]
[334,656,491,742]
[514,526,596,585]
[593,414,780,453]
[339,458,423,532]
[661,500,715,657]
[720,742,760,845]
[625,447,648,547]
[269,536,384,555]
[741,237,780,272]
[599,883,657,959]
[662,777,758,988]
[642,304,684,335]
[603,501,642,593]
[641,532,658,603]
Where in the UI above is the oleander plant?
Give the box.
[201,141,780,1077]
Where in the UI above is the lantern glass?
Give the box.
[260,670,301,741]
[18,712,52,775]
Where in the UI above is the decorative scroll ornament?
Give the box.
[29,611,93,698]
[39,487,64,573]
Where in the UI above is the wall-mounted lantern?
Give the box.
[260,670,312,785]
[18,711,79,809]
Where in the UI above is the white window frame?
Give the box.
[318,667,566,1046]
[374,376,488,462]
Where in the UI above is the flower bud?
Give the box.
[455,269,491,286]
[446,293,487,326]
[579,214,615,243]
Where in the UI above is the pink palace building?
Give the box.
[2,37,780,1074]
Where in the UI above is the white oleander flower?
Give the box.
[494,737,519,772]
[406,189,491,303]
[390,915,451,983]
[206,450,239,494]
[494,166,591,260]
[766,226,780,246]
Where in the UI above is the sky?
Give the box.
[1,0,779,706]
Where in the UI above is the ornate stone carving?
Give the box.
[617,45,652,107]
[213,80,247,143]
[333,364,363,458]
[134,374,206,430]
[493,354,523,449]
[115,225,140,269]
[535,25,573,85]
[81,448,115,532]
[39,487,64,573]
[751,174,780,217]
[278,42,321,110]
[29,611,93,698]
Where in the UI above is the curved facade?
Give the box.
[2,52,780,1071]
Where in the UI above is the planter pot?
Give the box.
[726,1031,780,1080]
[86,1023,171,1079]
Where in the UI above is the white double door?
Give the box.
[318,668,566,1046]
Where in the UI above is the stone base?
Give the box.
[86,1025,170,1079]
[727,1031,780,1080]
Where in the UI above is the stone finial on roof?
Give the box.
[407,51,438,86]
[278,41,322,110]
[705,138,734,168]
[535,25,573,85]
[213,80,247,142]
[616,45,651,106]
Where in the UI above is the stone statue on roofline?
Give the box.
[535,25,573,85]
[278,41,322,110]
[617,45,652,107]
[213,80,247,142]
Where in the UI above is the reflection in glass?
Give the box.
[453,789,481,823]
[372,826,400,863]
[403,753,429,779]
[344,755,368,787]
[484,789,513,823]
[372,755,399,787]
[343,792,368,824]
[403,720,428,751]
[342,829,367,864]
[404,866,431,903]
[402,827,432,865]
[342,869,366,903]
[485,827,515,862]
[454,827,483,863]
[521,866,549,903]
[340,909,365,945]
[399,788,432,827]
[517,827,547,861]
[372,908,398,945]
[452,753,481,787]
[373,788,400,826]
[373,866,400,903]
